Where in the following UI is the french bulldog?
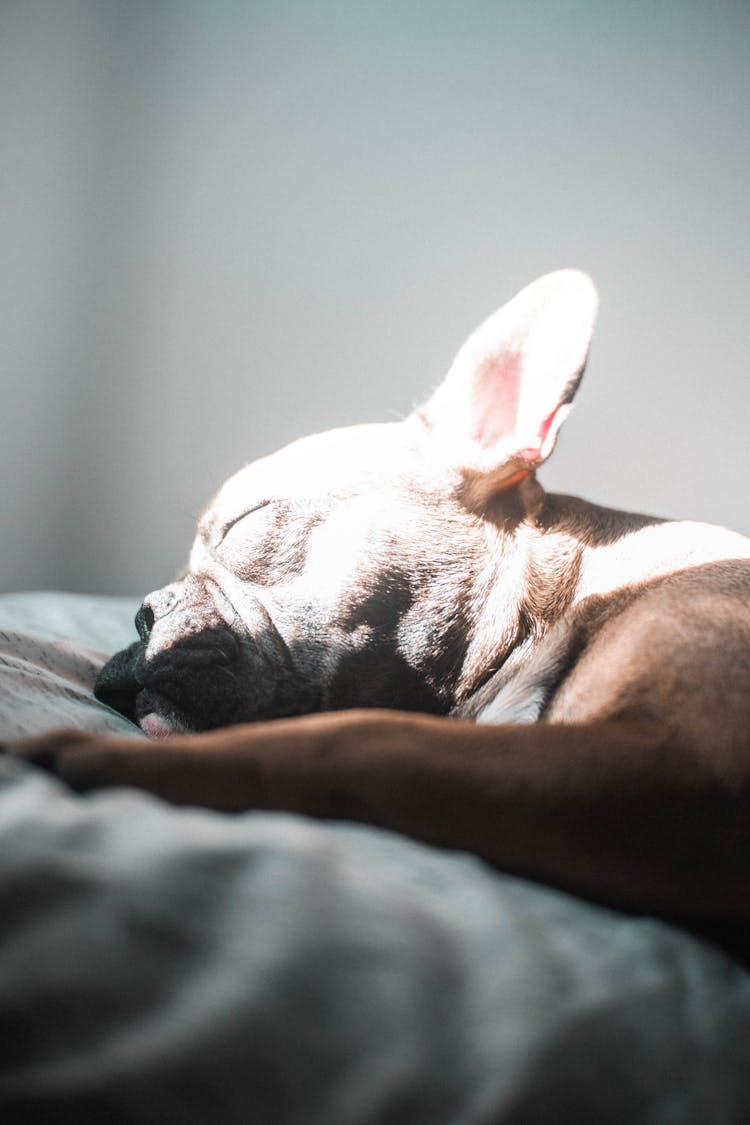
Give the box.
[17,271,750,957]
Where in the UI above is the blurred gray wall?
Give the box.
[2,0,749,596]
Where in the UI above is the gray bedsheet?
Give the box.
[1,592,749,1122]
[0,591,143,739]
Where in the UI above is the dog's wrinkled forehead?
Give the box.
[199,419,438,541]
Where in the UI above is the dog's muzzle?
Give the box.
[94,640,143,724]
[95,587,310,734]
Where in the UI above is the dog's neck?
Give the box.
[455,483,750,712]
[454,484,590,702]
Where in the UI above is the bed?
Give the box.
[1,590,749,1122]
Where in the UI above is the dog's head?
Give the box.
[96,270,598,734]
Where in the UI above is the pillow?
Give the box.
[0,591,144,739]
[1,591,749,1120]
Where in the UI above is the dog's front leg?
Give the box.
[11,712,750,940]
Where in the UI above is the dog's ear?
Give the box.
[419,270,598,497]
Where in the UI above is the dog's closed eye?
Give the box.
[215,499,329,586]
[218,499,273,544]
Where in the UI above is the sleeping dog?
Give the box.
[16,271,750,956]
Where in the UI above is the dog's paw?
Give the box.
[7,728,269,811]
[8,730,156,794]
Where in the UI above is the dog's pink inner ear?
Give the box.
[416,270,599,479]
[471,353,522,448]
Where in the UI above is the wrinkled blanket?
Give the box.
[1,592,749,1123]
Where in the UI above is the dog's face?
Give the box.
[128,422,488,735]
[96,271,598,735]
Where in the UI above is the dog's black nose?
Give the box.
[135,602,154,642]
[137,585,181,639]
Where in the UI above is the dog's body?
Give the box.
[18,271,750,956]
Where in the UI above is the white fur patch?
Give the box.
[474,628,572,725]
[576,521,750,602]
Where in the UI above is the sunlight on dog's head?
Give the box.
[102,271,601,734]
